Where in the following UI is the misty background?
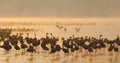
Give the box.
[0,0,120,18]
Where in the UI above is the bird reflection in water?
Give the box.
[108,56,114,63]
[89,56,94,63]
[108,53,119,63]
[113,56,119,63]
[5,56,10,63]
[28,55,34,63]
[51,56,61,63]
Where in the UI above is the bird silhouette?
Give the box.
[56,25,63,29]
[62,48,69,53]
[14,45,20,51]
[21,43,28,53]
[0,39,12,53]
[26,45,35,53]
[75,27,81,32]
[58,26,63,29]
[64,27,67,31]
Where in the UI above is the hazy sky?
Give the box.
[0,0,120,18]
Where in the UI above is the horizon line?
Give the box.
[0,17,120,20]
[0,17,120,23]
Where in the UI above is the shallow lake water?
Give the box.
[0,18,120,63]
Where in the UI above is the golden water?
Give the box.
[0,18,120,63]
